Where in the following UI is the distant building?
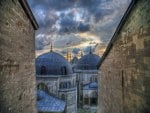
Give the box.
[74,51,100,112]
[64,50,72,62]
[36,49,77,113]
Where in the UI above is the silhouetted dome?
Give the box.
[76,53,100,70]
[36,52,73,75]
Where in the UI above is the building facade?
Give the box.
[0,0,38,113]
[98,0,150,113]
[74,52,100,112]
[36,50,77,113]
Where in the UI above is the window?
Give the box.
[90,98,97,105]
[84,98,89,105]
[63,82,67,88]
[61,66,67,75]
[68,82,71,88]
[91,91,97,98]
[95,78,98,82]
[37,83,49,93]
[59,83,63,89]
[61,94,66,100]
[40,66,47,75]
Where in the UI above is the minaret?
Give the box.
[50,42,53,52]
[67,48,69,61]
[89,46,92,54]
[70,52,72,62]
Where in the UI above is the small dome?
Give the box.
[76,53,100,70]
[36,52,73,75]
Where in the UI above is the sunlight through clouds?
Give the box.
[27,0,131,56]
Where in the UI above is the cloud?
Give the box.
[78,22,90,32]
[27,0,131,53]
[58,12,77,34]
[84,46,94,54]
[72,48,80,54]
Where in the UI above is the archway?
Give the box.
[37,83,49,93]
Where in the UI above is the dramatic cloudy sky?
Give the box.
[27,0,131,56]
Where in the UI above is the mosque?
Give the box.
[35,44,100,113]
[35,46,77,113]
[74,50,100,112]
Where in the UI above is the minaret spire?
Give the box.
[67,48,69,61]
[70,51,72,62]
[89,46,92,54]
[50,41,53,52]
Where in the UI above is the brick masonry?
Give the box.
[98,0,150,113]
[0,0,38,113]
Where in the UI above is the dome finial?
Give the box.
[50,41,53,52]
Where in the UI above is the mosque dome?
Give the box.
[76,53,100,70]
[36,51,73,75]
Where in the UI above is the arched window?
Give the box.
[59,82,63,89]
[90,91,98,105]
[61,94,66,100]
[95,78,98,82]
[91,91,97,97]
[37,83,49,93]
[61,66,67,75]
[64,82,67,88]
[40,66,47,75]
[67,82,71,88]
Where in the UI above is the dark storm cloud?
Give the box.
[78,23,90,32]
[36,38,44,50]
[29,0,100,12]
[94,9,114,22]
[58,14,90,34]
[77,0,101,13]
[58,12,77,33]
[84,46,94,54]
[28,0,131,50]
[28,0,75,11]
[76,0,115,22]
[28,0,114,30]
[30,5,58,28]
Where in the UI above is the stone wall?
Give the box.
[0,0,38,113]
[98,0,150,113]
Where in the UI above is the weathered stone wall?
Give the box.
[98,0,150,113]
[0,0,37,113]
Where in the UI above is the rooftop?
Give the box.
[83,82,98,90]
[37,90,66,112]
